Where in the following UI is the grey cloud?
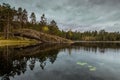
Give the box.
[89,0,120,5]
[0,0,120,32]
[89,0,107,4]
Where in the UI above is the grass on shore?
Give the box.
[0,39,38,47]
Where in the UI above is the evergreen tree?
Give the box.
[0,3,15,39]
[50,20,57,27]
[48,20,60,35]
[17,7,23,28]
[22,9,28,24]
[30,12,36,24]
[40,14,47,25]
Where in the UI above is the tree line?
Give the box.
[0,3,120,41]
[65,30,120,41]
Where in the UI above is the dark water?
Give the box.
[0,43,120,80]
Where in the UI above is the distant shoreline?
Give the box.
[74,41,120,43]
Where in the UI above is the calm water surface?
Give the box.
[0,43,120,80]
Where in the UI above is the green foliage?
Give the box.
[42,26,49,33]
[64,30,120,41]
[66,30,73,39]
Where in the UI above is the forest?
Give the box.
[0,3,120,41]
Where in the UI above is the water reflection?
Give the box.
[0,43,120,80]
[71,42,120,53]
[0,43,69,80]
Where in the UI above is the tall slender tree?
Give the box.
[22,9,28,24]
[40,14,47,25]
[30,12,36,24]
[1,3,15,39]
[17,7,23,28]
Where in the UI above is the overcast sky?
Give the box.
[1,0,120,32]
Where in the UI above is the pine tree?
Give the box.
[22,9,28,24]
[17,7,23,28]
[40,14,47,25]
[30,12,36,24]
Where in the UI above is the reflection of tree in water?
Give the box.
[0,44,60,80]
[29,58,36,70]
[72,42,120,53]
[0,56,27,80]
[0,46,13,80]
[13,57,27,75]
[38,49,58,69]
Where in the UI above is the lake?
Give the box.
[0,42,120,80]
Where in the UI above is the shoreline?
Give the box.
[0,39,72,47]
[1,40,120,47]
[74,41,120,43]
[0,40,38,47]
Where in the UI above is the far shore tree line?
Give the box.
[0,3,120,41]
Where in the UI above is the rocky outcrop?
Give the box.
[13,29,73,43]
